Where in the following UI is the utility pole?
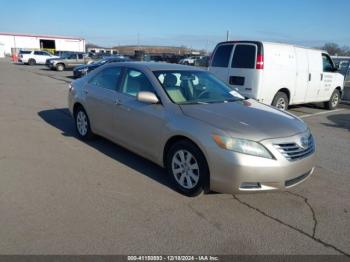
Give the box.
[137,32,140,50]
[226,30,230,41]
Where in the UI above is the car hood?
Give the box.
[180,99,307,141]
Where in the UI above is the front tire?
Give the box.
[74,106,94,140]
[324,89,340,110]
[272,92,289,110]
[166,140,209,197]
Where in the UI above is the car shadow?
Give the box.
[38,108,177,192]
[323,113,350,131]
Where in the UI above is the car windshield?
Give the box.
[154,70,245,104]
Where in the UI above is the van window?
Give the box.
[322,54,334,72]
[231,45,256,69]
[211,44,233,67]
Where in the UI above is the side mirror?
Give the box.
[333,65,339,72]
[137,91,159,104]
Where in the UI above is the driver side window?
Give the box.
[322,54,334,72]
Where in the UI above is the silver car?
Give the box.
[68,62,315,196]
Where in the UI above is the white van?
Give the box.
[209,41,344,110]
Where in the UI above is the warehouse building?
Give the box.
[0,32,85,56]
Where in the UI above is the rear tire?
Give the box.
[324,89,340,110]
[56,63,65,71]
[166,140,209,197]
[74,106,95,140]
[272,92,289,110]
[28,59,36,66]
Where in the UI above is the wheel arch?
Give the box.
[335,86,342,96]
[276,88,291,102]
[162,135,210,192]
[73,102,84,116]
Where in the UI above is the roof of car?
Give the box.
[110,62,206,71]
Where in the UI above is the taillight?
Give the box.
[256,54,264,69]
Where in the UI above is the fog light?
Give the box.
[240,182,261,189]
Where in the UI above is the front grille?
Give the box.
[274,135,315,161]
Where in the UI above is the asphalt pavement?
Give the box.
[0,59,349,255]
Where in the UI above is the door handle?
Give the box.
[84,89,88,94]
[321,73,323,81]
[114,99,122,106]
[308,73,312,81]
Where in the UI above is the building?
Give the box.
[0,32,86,55]
[86,47,119,55]
[0,43,4,58]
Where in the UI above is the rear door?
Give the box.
[228,43,258,96]
[84,66,123,138]
[293,47,309,103]
[209,44,234,82]
[305,51,322,102]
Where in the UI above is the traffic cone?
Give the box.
[12,54,17,62]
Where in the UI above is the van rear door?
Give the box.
[228,43,259,98]
[209,44,234,82]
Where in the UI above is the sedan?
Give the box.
[68,62,315,196]
[73,56,131,78]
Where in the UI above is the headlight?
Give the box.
[212,135,273,159]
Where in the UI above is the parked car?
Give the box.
[194,56,209,67]
[54,51,76,58]
[209,41,344,110]
[68,62,315,196]
[73,56,131,78]
[18,50,59,65]
[46,52,91,71]
[179,56,202,65]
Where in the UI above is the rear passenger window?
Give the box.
[211,45,233,67]
[89,67,122,91]
[121,69,154,97]
[78,54,83,59]
[231,45,256,69]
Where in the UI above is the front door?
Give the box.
[84,66,122,138]
[321,53,336,100]
[114,68,166,160]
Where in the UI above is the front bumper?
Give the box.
[207,134,316,194]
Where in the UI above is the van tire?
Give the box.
[272,92,289,110]
[324,89,340,110]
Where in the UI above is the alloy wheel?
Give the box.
[76,111,88,136]
[171,150,200,189]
